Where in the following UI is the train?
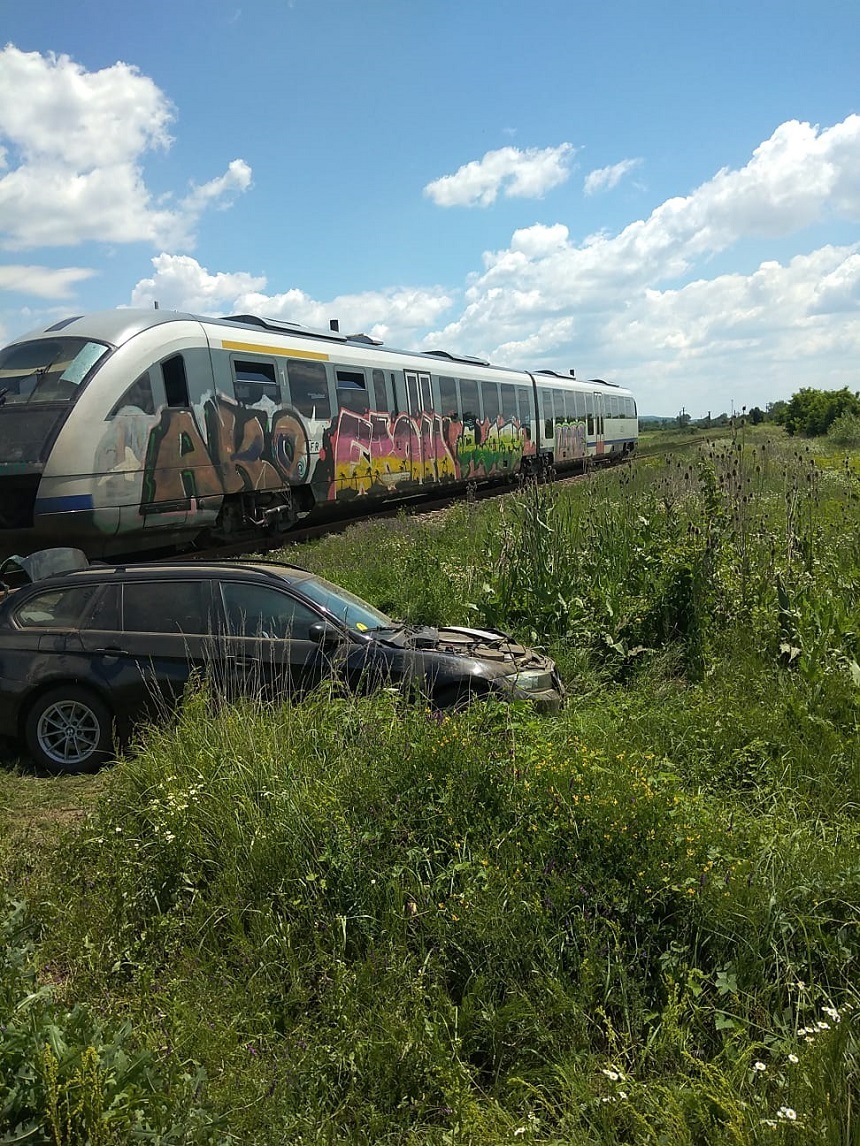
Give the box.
[0,309,638,559]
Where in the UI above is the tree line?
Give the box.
[646,387,860,442]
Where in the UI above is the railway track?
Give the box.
[136,436,712,567]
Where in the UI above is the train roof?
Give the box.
[11,308,202,348]
[8,308,633,396]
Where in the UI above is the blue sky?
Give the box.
[1,0,859,416]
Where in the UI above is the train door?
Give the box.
[594,391,606,456]
[405,370,433,483]
[539,388,554,458]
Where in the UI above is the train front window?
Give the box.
[0,338,109,405]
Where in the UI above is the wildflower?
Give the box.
[822,1005,840,1022]
[601,1067,623,1081]
[777,1107,797,1121]
[815,1021,830,1031]
[788,1053,799,1064]
[753,1061,767,1072]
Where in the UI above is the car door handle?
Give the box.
[94,646,127,656]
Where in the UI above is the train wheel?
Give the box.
[24,686,114,774]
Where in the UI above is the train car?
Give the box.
[0,309,638,558]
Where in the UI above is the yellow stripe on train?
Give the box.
[220,339,330,361]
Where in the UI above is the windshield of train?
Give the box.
[0,338,109,405]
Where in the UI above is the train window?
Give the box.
[405,372,421,414]
[438,376,458,418]
[554,390,567,422]
[0,338,109,404]
[481,381,500,422]
[459,378,479,423]
[517,386,532,425]
[108,372,156,417]
[122,581,209,634]
[234,360,280,406]
[540,388,553,438]
[162,355,189,407]
[501,383,517,423]
[573,391,586,420]
[586,393,595,436]
[287,359,330,419]
[371,369,388,412]
[336,368,368,414]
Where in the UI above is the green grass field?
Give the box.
[2,431,859,1143]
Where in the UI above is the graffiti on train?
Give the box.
[555,420,586,461]
[322,408,534,499]
[95,393,309,516]
[94,396,535,519]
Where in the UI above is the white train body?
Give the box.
[0,310,638,557]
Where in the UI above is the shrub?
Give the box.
[827,409,860,447]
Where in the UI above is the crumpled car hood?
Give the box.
[406,624,555,672]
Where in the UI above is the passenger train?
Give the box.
[0,309,638,559]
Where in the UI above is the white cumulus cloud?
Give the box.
[130,254,454,342]
[0,263,96,299]
[424,144,575,207]
[584,158,642,195]
[0,45,252,250]
[419,116,860,411]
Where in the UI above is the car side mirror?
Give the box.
[308,621,342,647]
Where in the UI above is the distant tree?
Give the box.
[782,387,860,436]
[748,406,765,425]
[767,400,788,424]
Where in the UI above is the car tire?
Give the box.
[24,686,114,775]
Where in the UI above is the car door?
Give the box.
[213,579,342,699]
[112,577,216,716]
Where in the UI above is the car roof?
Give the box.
[8,559,315,590]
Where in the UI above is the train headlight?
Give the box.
[504,669,555,693]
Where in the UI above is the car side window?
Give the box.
[220,582,320,639]
[13,584,103,628]
[122,581,210,634]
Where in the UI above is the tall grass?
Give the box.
[4,435,860,1143]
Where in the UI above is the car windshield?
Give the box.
[290,573,396,633]
[0,338,109,405]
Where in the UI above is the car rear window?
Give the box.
[14,584,102,628]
